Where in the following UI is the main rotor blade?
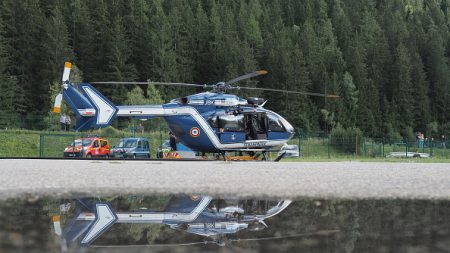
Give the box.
[53,93,62,113]
[225,70,268,86]
[90,81,207,88]
[237,86,340,98]
[62,62,72,83]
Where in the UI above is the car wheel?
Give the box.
[86,153,92,158]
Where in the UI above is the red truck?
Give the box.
[63,137,111,158]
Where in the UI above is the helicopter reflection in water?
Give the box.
[53,195,292,248]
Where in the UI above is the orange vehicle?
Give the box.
[63,137,111,158]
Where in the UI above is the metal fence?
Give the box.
[38,128,170,159]
[0,128,448,159]
[286,134,449,159]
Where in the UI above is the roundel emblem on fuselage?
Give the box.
[190,127,201,138]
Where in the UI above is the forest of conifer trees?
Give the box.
[0,0,449,138]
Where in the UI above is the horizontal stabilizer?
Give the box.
[79,83,118,128]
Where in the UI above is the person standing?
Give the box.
[60,114,66,131]
[137,123,144,134]
[65,115,71,131]
[169,131,177,151]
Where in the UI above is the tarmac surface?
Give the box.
[0,159,450,200]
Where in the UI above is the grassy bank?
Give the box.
[0,130,41,157]
[0,128,449,161]
[0,128,167,158]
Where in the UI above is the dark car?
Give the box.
[110,138,150,159]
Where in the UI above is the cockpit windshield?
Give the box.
[267,113,285,132]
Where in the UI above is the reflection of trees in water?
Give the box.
[0,198,54,252]
[228,199,450,253]
[1,197,450,252]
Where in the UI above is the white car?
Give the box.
[278,144,300,158]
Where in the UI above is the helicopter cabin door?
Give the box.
[244,113,267,140]
[212,112,268,143]
[215,114,247,143]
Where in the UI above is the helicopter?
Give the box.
[54,62,338,157]
[53,195,292,247]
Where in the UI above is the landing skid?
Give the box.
[222,150,282,162]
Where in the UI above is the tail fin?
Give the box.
[59,62,118,130]
[62,199,118,246]
[77,83,118,128]
[61,199,96,245]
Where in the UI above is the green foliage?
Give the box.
[43,65,83,130]
[100,126,122,137]
[383,123,402,142]
[337,72,358,126]
[426,121,439,137]
[124,85,164,105]
[330,124,363,153]
[0,0,449,138]
[400,126,415,141]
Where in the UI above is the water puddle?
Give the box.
[0,195,449,252]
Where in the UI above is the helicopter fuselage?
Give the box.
[64,83,295,153]
[117,92,295,153]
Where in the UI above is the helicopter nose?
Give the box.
[284,120,295,137]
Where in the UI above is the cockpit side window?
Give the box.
[219,114,245,132]
[208,115,219,128]
[267,113,285,132]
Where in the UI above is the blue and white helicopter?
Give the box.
[54,62,338,158]
[54,195,292,247]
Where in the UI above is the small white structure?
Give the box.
[278,144,300,158]
[387,152,430,158]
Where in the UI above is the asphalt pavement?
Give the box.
[0,159,449,200]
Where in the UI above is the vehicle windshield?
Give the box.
[116,140,124,148]
[124,139,137,148]
[71,139,92,146]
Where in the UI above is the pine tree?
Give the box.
[423,23,450,127]
[0,14,19,127]
[357,10,390,136]
[124,0,153,84]
[409,51,431,132]
[70,0,96,81]
[42,5,74,87]
[337,72,358,127]
[148,0,179,101]
[1,0,47,116]
[103,14,137,104]
[392,43,414,135]
[191,0,213,84]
